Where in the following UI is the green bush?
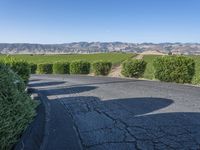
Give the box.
[53,62,70,74]
[122,59,147,78]
[0,64,37,150]
[70,60,90,74]
[153,56,195,83]
[3,57,30,84]
[92,61,112,75]
[37,63,53,74]
[29,63,37,74]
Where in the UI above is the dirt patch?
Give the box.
[135,54,144,60]
[109,65,123,77]
[135,51,166,60]
[140,50,166,56]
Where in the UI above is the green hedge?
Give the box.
[3,57,30,84]
[53,62,70,74]
[37,63,53,74]
[0,64,37,150]
[70,60,90,74]
[122,59,147,78]
[29,63,37,74]
[92,61,112,75]
[153,56,195,83]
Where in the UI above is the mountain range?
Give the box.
[0,42,200,55]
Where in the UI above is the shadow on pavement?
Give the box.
[66,80,139,87]
[57,96,173,116]
[40,86,98,96]
[29,79,41,82]
[28,81,66,87]
[25,80,200,149]
[56,96,200,149]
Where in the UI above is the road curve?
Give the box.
[29,75,200,150]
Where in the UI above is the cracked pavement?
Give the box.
[29,75,200,150]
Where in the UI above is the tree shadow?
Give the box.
[55,96,200,148]
[124,112,200,149]
[104,97,173,116]
[40,86,98,96]
[66,80,138,87]
[29,79,41,82]
[56,96,173,117]
[28,81,66,87]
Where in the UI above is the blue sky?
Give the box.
[0,0,200,43]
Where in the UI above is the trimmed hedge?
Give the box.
[3,57,30,84]
[92,61,112,75]
[53,62,70,74]
[37,63,53,74]
[29,63,37,74]
[122,59,147,78]
[153,56,195,83]
[70,60,90,74]
[0,64,37,150]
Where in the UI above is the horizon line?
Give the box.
[0,41,200,45]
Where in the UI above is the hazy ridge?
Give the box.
[1,42,200,55]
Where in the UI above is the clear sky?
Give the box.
[0,0,200,44]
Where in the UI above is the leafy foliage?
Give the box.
[37,63,53,74]
[70,60,90,74]
[92,61,112,75]
[29,63,37,74]
[0,64,37,150]
[153,56,195,83]
[53,62,70,74]
[3,57,30,84]
[122,59,147,78]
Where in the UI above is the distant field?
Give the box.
[0,53,135,65]
[143,55,200,85]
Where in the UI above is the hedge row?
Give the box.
[153,56,195,83]
[2,56,197,84]
[37,64,53,74]
[121,59,147,78]
[92,61,112,75]
[0,64,37,149]
[120,56,196,84]
[30,60,113,76]
[70,61,90,74]
[53,62,70,74]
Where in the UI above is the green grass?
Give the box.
[0,53,135,65]
[143,55,200,85]
[143,55,160,80]
[190,55,200,84]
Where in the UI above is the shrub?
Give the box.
[29,63,37,74]
[3,57,30,84]
[122,59,147,78]
[92,61,112,75]
[153,56,195,83]
[53,62,70,74]
[70,60,90,74]
[0,64,37,150]
[37,63,53,74]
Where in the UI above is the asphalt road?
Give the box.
[29,74,200,150]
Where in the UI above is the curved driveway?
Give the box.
[29,75,200,150]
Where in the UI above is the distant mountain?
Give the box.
[0,42,200,55]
